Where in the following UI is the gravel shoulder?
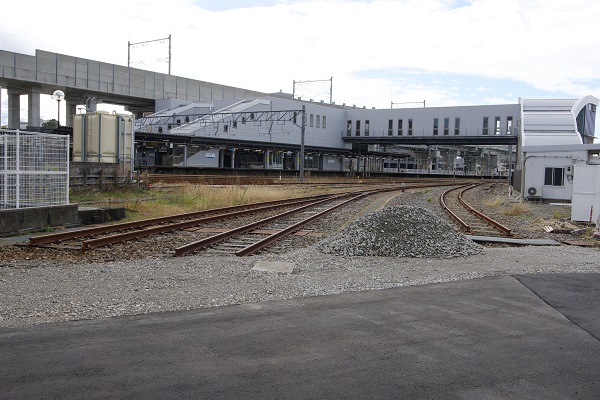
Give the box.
[1,182,599,329]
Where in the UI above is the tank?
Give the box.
[73,112,134,164]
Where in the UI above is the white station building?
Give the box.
[2,49,599,216]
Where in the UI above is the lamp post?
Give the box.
[51,90,65,130]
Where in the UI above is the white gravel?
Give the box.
[1,244,598,328]
[319,206,483,258]
[1,184,599,329]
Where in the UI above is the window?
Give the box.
[544,167,564,186]
[482,117,489,135]
[347,120,352,136]
[185,116,190,123]
[356,120,361,136]
[158,126,163,133]
[310,114,314,127]
[388,119,393,136]
[408,119,413,135]
[365,120,370,136]
[233,121,237,129]
[495,117,501,135]
[398,119,403,135]
[316,115,320,128]
[223,124,228,132]
[433,118,439,135]
[167,124,172,130]
[506,116,513,135]
[323,116,326,129]
[454,117,460,135]
[444,118,449,135]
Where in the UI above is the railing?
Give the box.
[343,128,518,138]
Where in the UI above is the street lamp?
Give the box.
[51,90,65,129]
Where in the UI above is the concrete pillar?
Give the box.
[28,87,41,128]
[7,89,21,130]
[0,86,2,127]
[264,150,270,169]
[66,101,77,127]
[84,95,98,112]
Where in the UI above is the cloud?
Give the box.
[1,0,599,111]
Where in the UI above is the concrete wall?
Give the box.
[0,204,79,235]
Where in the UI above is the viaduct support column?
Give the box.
[28,87,41,128]
[66,101,77,126]
[7,88,21,130]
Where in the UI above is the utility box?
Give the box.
[571,164,600,224]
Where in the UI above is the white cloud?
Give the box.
[1,0,599,111]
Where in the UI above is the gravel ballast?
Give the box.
[319,206,483,258]
[1,245,599,329]
[1,183,599,329]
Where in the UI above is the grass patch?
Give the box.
[484,197,503,207]
[503,203,531,216]
[552,209,571,219]
[72,184,341,222]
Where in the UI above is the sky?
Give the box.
[1,0,599,129]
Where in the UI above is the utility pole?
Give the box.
[300,105,306,183]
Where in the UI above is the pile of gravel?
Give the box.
[318,205,483,258]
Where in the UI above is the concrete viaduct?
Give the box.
[0,49,264,129]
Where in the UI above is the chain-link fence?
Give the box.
[1,130,69,209]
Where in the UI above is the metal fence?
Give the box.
[1,130,69,209]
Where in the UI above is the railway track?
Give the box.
[440,183,512,237]
[28,186,412,255]
[28,181,469,257]
[174,193,366,257]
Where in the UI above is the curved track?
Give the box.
[440,183,512,237]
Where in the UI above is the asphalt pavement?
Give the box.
[1,274,599,399]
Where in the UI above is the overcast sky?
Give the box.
[1,0,599,127]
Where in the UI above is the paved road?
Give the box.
[1,274,599,399]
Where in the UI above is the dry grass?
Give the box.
[502,202,531,216]
[72,183,342,222]
[484,197,504,208]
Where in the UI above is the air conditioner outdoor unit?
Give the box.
[526,185,542,198]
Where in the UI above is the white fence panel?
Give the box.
[1,130,69,209]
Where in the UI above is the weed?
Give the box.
[485,197,503,207]
[552,210,571,219]
[503,203,530,216]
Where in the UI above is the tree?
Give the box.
[42,119,58,128]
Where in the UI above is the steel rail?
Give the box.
[81,196,338,249]
[440,183,512,236]
[439,184,474,232]
[235,194,367,257]
[29,194,336,246]
[173,196,342,257]
[30,183,426,246]
[458,184,512,236]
